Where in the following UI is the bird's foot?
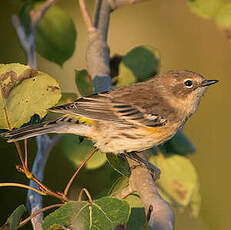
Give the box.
[124,151,161,181]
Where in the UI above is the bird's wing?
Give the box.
[49,93,167,128]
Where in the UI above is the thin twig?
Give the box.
[15,163,68,202]
[29,173,68,202]
[108,0,146,9]
[19,203,63,227]
[79,0,95,31]
[30,0,58,29]
[64,148,98,196]
[24,139,28,168]
[14,141,28,174]
[78,188,93,203]
[0,183,46,195]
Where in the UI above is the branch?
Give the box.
[12,0,58,69]
[84,0,112,93]
[27,134,62,229]
[11,15,36,69]
[109,0,147,9]
[80,0,175,229]
[11,1,59,229]
[127,155,175,230]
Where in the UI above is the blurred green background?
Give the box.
[0,0,230,229]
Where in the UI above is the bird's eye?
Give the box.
[184,79,193,88]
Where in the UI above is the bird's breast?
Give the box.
[90,121,179,154]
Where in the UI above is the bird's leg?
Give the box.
[124,151,161,181]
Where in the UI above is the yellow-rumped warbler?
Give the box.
[2,70,218,154]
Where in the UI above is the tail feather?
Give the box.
[0,115,92,143]
[1,121,61,143]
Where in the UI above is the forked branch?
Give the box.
[11,0,60,229]
[79,0,175,229]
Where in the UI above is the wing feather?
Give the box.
[49,93,167,127]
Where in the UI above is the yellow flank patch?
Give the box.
[65,114,95,125]
[142,126,162,134]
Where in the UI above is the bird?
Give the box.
[1,70,218,155]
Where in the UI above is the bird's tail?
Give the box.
[0,115,88,143]
[0,121,61,142]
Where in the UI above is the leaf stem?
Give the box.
[64,148,98,196]
[0,183,46,195]
[78,188,93,203]
[19,203,63,227]
[24,139,28,169]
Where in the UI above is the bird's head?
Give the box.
[155,70,218,116]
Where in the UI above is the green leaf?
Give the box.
[0,205,26,230]
[117,46,160,86]
[125,195,146,230]
[62,134,107,170]
[108,176,129,197]
[188,0,224,19]
[0,63,61,129]
[117,62,136,86]
[149,154,200,209]
[75,69,93,96]
[42,197,130,230]
[48,224,69,230]
[106,153,131,177]
[158,130,195,156]
[19,3,33,35]
[110,55,122,78]
[124,194,143,208]
[108,175,147,230]
[36,5,76,66]
[56,92,78,106]
[122,193,146,230]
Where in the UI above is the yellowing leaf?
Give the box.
[188,0,224,19]
[215,3,231,39]
[189,183,201,217]
[0,63,61,130]
[149,154,199,207]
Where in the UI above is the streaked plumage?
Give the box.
[1,70,218,154]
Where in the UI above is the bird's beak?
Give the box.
[201,80,219,87]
